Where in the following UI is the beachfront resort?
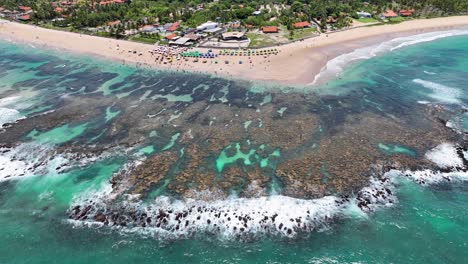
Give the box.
[0,0,436,50]
[0,0,437,70]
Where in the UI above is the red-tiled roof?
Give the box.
[18,6,32,11]
[165,33,177,40]
[293,21,310,28]
[54,7,63,13]
[167,22,180,32]
[18,14,30,20]
[399,9,415,16]
[384,10,398,18]
[100,0,125,5]
[261,26,279,33]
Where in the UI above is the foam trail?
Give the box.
[412,79,462,104]
[425,142,464,169]
[311,30,468,85]
[424,71,436,75]
[390,30,468,51]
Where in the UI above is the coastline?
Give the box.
[1,16,468,85]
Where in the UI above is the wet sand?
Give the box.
[0,16,468,85]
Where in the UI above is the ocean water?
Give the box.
[0,32,467,263]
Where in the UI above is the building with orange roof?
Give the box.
[167,22,180,32]
[261,26,279,33]
[17,14,30,21]
[383,10,398,18]
[399,9,415,16]
[18,6,32,12]
[293,21,311,28]
[165,33,178,40]
[100,0,125,6]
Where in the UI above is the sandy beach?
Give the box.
[1,16,468,85]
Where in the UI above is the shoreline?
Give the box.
[1,16,468,85]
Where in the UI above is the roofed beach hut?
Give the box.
[261,26,279,34]
[383,10,398,18]
[399,9,415,17]
[292,22,311,29]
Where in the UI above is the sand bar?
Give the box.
[1,16,468,85]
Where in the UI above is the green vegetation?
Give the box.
[96,31,112,37]
[129,34,160,44]
[291,27,318,40]
[41,23,73,31]
[387,16,408,23]
[246,33,275,47]
[356,17,380,23]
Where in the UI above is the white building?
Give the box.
[196,21,218,31]
[357,11,372,18]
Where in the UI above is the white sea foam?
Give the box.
[0,96,22,106]
[417,100,431,105]
[311,30,468,85]
[402,169,468,185]
[0,143,68,181]
[423,71,436,75]
[425,143,464,169]
[0,108,25,128]
[412,79,462,104]
[67,173,398,240]
[69,190,348,239]
[0,142,113,182]
[390,30,468,51]
[0,96,26,127]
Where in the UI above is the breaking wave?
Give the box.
[0,107,24,128]
[0,96,26,128]
[68,178,395,240]
[413,79,463,104]
[67,142,467,240]
[311,30,468,85]
[0,142,116,182]
[0,143,67,181]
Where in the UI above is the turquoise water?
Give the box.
[0,33,467,263]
